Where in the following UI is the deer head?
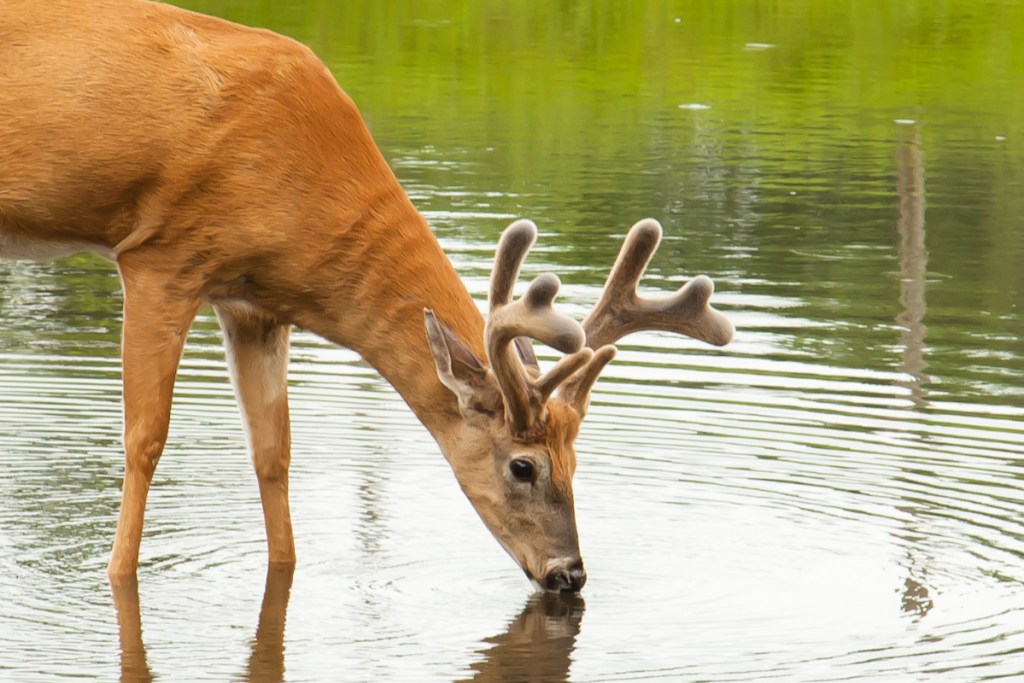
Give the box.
[424,218,733,592]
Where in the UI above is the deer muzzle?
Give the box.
[543,558,587,593]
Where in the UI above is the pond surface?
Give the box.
[2,1,1023,681]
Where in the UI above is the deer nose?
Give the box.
[544,561,587,593]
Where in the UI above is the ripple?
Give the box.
[3,216,1024,682]
[4,307,1022,678]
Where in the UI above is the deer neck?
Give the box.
[287,185,485,445]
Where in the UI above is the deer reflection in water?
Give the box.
[109,575,154,683]
[460,592,585,683]
[109,565,295,683]
[109,569,583,682]
[244,565,295,682]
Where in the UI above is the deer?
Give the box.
[0,0,733,593]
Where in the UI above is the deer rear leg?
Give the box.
[108,261,200,578]
[215,304,296,566]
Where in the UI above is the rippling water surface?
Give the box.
[2,1,1023,681]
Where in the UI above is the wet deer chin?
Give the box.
[520,567,545,593]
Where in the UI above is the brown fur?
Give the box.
[1,0,593,587]
[544,402,581,501]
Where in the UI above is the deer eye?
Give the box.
[509,458,535,483]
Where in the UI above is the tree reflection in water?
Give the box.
[894,126,934,621]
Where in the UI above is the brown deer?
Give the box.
[0,0,733,592]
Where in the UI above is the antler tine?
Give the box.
[559,218,733,417]
[486,220,586,436]
[490,219,537,309]
[492,222,546,381]
[535,348,594,406]
[559,344,617,417]
[581,218,734,349]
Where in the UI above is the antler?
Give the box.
[486,220,591,436]
[560,218,734,415]
[582,218,734,348]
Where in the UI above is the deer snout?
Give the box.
[544,560,587,593]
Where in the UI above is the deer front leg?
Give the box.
[108,261,200,578]
[214,304,295,566]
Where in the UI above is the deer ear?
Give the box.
[424,309,503,415]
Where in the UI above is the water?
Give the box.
[2,1,1023,680]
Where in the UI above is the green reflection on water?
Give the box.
[1,0,1021,403]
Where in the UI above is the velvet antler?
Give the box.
[486,220,592,435]
[561,218,733,415]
